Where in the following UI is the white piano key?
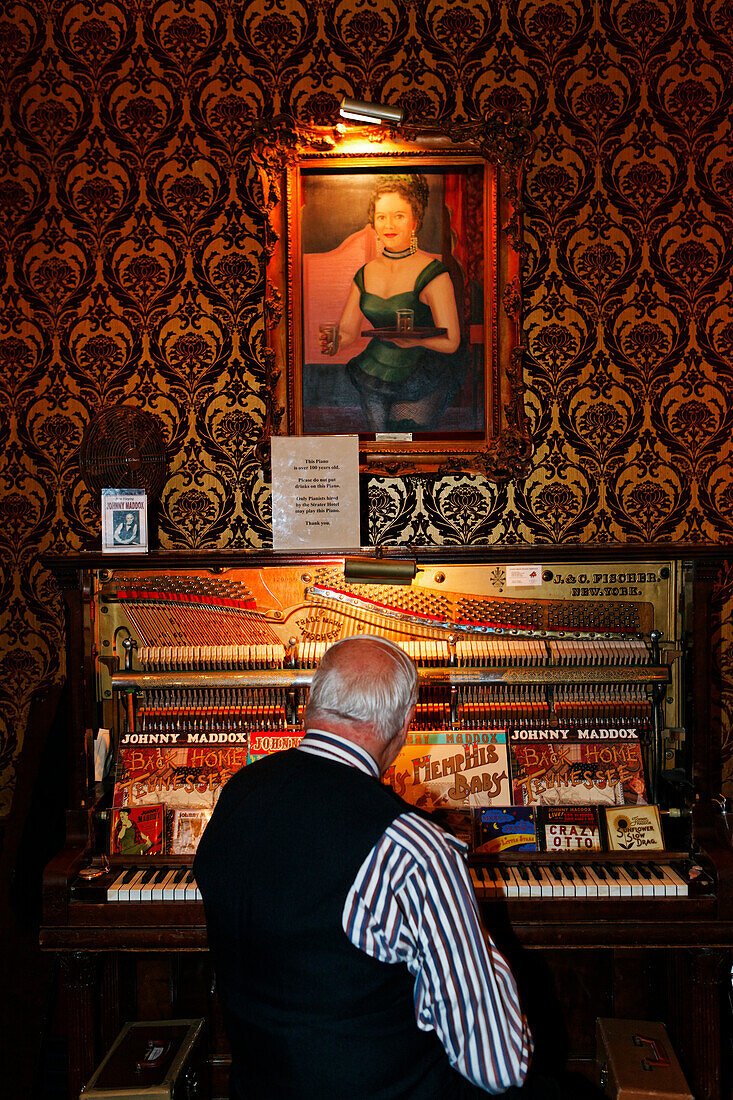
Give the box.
[163,869,186,902]
[469,867,488,895]
[523,863,546,898]
[136,869,159,902]
[569,864,596,898]
[118,868,147,902]
[482,867,503,898]
[562,864,583,897]
[107,867,136,901]
[505,866,526,898]
[490,866,513,898]
[480,867,501,898]
[640,863,673,897]
[173,869,191,902]
[509,865,532,898]
[635,863,666,898]
[146,868,172,901]
[621,864,653,897]
[128,867,156,902]
[533,865,560,898]
[150,868,178,902]
[605,865,633,897]
[183,871,199,901]
[546,864,574,898]
[584,864,610,897]
[659,864,689,897]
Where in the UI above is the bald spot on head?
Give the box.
[304,635,418,771]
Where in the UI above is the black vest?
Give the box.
[194,748,485,1099]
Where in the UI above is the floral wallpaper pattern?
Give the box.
[0,0,731,813]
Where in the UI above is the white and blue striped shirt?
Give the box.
[298,730,533,1094]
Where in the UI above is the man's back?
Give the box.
[195,747,480,1099]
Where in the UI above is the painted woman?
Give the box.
[319,173,467,433]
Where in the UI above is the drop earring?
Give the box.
[376,235,384,255]
[409,230,417,255]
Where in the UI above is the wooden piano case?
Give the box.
[39,545,733,1099]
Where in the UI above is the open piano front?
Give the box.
[41,546,733,1098]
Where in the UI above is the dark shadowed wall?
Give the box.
[0,0,731,813]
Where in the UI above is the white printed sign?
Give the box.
[271,435,360,550]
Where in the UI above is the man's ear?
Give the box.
[400,703,416,742]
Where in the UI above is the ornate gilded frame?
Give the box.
[251,114,533,481]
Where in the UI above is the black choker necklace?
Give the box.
[382,246,412,260]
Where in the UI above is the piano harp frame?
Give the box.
[41,545,733,1100]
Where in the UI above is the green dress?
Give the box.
[346,259,466,431]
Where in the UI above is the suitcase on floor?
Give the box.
[81,1018,205,1099]
[595,1018,693,1100]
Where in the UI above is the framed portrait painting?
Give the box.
[261,122,532,479]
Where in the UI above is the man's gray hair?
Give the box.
[305,634,419,743]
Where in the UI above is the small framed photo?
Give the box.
[102,489,148,553]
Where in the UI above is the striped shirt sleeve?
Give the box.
[343,812,533,1094]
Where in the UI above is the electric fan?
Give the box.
[79,404,168,498]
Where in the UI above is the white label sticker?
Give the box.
[506,565,543,587]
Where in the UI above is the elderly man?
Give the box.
[194,634,533,1098]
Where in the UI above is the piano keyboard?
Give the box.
[106,866,201,902]
[469,861,690,899]
[78,859,696,906]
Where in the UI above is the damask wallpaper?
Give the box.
[0,0,731,815]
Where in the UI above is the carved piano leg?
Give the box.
[60,951,99,1098]
[666,947,729,1100]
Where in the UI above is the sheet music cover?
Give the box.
[247,731,303,765]
[508,739,648,807]
[113,742,247,810]
[605,804,664,851]
[383,735,511,812]
[110,804,164,855]
[101,489,148,553]
[171,808,213,855]
[472,807,538,853]
[537,806,603,851]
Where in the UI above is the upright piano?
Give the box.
[41,546,733,1098]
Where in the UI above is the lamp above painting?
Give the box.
[339,96,404,126]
